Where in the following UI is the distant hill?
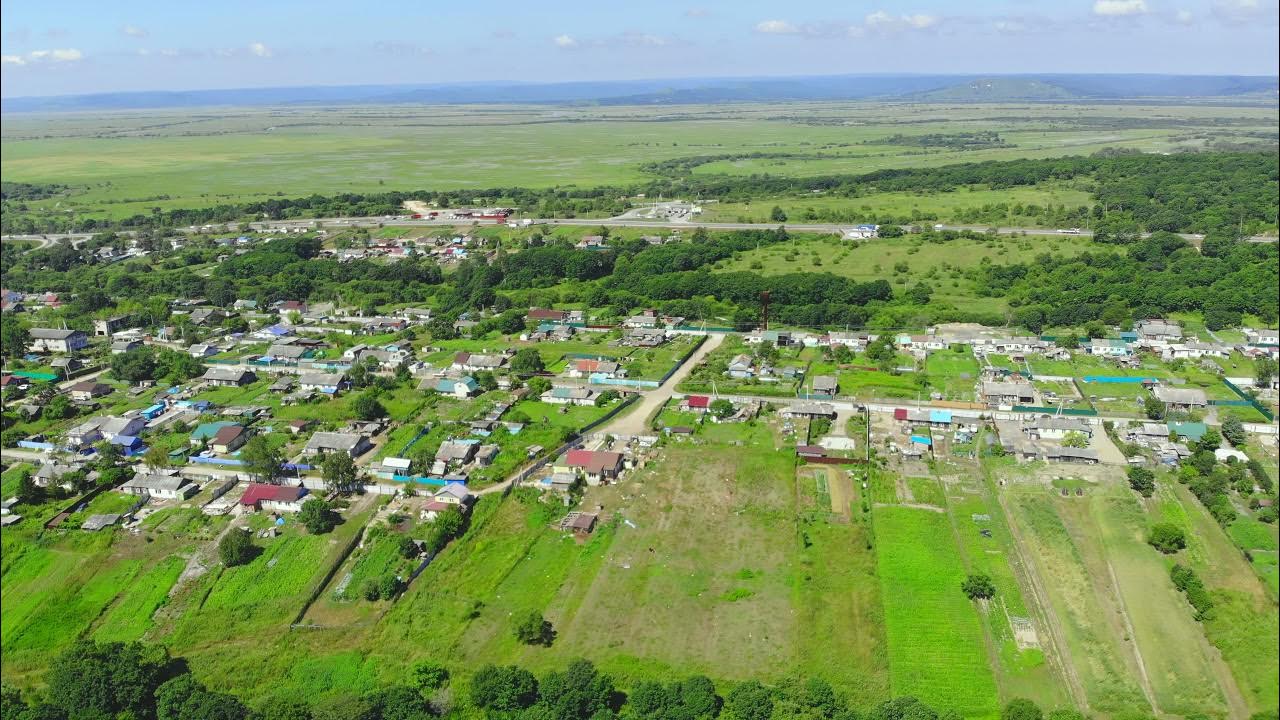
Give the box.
[902,77,1079,102]
[2,74,1276,112]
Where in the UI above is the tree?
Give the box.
[1062,431,1088,448]
[155,674,250,720]
[298,498,340,535]
[1127,466,1156,498]
[143,445,171,474]
[353,393,387,420]
[470,665,538,711]
[709,399,735,419]
[219,528,256,567]
[962,573,996,600]
[1,314,30,359]
[1148,523,1187,554]
[1196,427,1222,453]
[16,469,40,505]
[367,685,432,720]
[410,662,449,694]
[1002,699,1044,720]
[45,640,171,719]
[43,394,75,420]
[322,451,359,491]
[514,610,555,646]
[110,347,158,383]
[594,389,619,407]
[259,698,314,720]
[725,681,774,720]
[537,659,616,720]
[1220,417,1246,448]
[241,435,282,483]
[1257,357,1278,388]
[1143,395,1165,421]
[770,206,788,223]
[527,376,552,397]
[510,348,545,375]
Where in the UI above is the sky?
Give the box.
[1,0,1278,97]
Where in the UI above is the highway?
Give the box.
[5,217,1276,245]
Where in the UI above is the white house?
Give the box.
[28,328,89,353]
[843,224,879,240]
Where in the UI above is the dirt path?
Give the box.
[996,489,1091,712]
[601,333,724,437]
[827,469,853,518]
[172,510,243,594]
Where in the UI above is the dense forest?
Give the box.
[2,151,1276,237]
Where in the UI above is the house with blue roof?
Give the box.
[432,376,481,399]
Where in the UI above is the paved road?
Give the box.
[6,219,1275,245]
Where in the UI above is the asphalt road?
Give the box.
[5,218,1275,245]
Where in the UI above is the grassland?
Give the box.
[3,102,1275,222]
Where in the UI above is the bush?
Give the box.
[1170,564,1214,620]
[1148,523,1187,554]
[298,498,340,535]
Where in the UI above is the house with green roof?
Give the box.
[190,421,240,446]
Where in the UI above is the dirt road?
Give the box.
[599,333,724,437]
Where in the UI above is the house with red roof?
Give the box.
[239,483,308,512]
[681,395,711,413]
[563,449,624,485]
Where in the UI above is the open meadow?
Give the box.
[3,102,1276,222]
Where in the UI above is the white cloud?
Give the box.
[373,41,434,57]
[248,42,272,57]
[1211,0,1279,25]
[1092,0,1148,16]
[553,34,578,48]
[684,8,710,18]
[1,48,82,66]
[120,24,148,38]
[861,11,940,33]
[1175,8,1194,23]
[755,19,799,34]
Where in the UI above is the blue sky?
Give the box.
[2,0,1277,97]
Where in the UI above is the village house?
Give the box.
[93,315,132,337]
[569,359,627,380]
[824,331,870,351]
[1162,342,1227,361]
[211,424,249,454]
[304,431,373,458]
[28,328,89,353]
[782,402,837,420]
[32,462,84,489]
[812,376,838,398]
[427,376,481,399]
[892,408,955,428]
[527,308,569,322]
[1243,328,1279,346]
[1085,338,1133,357]
[1126,421,1172,446]
[451,351,507,373]
[110,339,143,355]
[68,381,113,402]
[67,415,146,448]
[187,308,226,327]
[1135,319,1183,344]
[623,328,668,347]
[50,357,84,376]
[1022,416,1094,441]
[434,440,478,472]
[981,380,1037,406]
[541,386,597,406]
[843,224,880,240]
[266,343,310,363]
[298,372,347,395]
[424,483,475,519]
[681,395,711,413]
[240,483,308,512]
[188,343,218,358]
[1151,386,1209,411]
[564,449,624,485]
[200,367,257,387]
[727,354,755,379]
[120,473,196,500]
[1045,446,1100,464]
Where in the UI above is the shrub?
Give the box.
[1148,523,1187,554]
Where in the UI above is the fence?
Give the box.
[1080,375,1159,384]
[17,440,54,451]
[1011,405,1098,417]
[803,455,867,465]
[657,334,708,385]
[1221,378,1275,422]
[503,394,641,492]
[589,375,660,389]
[11,370,58,381]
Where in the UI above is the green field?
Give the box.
[4,102,1275,223]
[873,505,999,718]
